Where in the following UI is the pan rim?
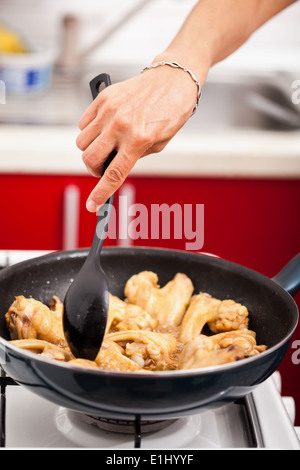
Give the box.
[0,325,295,379]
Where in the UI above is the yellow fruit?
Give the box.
[0,24,28,53]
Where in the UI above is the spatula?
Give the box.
[63,73,115,360]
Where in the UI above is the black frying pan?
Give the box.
[0,247,299,419]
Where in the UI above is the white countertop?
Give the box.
[0,125,299,179]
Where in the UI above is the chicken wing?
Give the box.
[208,299,249,334]
[178,328,266,369]
[106,330,178,370]
[124,271,194,328]
[179,293,249,343]
[95,338,143,372]
[9,339,73,362]
[5,295,67,348]
[179,343,246,369]
[68,358,99,368]
[179,293,220,343]
[210,329,267,356]
[107,294,157,333]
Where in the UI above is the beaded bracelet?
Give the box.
[141,61,201,115]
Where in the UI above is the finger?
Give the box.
[86,150,137,212]
[78,101,98,130]
[81,129,116,177]
[78,86,112,130]
[76,117,103,151]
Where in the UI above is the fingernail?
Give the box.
[86,199,97,212]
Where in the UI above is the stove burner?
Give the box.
[82,414,177,434]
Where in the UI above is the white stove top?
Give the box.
[1,371,299,449]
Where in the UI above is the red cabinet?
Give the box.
[0,174,97,251]
[1,173,299,276]
[0,172,299,422]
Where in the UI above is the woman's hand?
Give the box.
[76,65,198,212]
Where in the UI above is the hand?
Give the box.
[76,65,198,212]
[76,0,297,213]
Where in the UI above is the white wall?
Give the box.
[1,0,300,74]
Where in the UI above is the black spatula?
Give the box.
[63,73,115,360]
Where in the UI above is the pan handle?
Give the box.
[272,253,300,297]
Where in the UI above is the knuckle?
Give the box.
[99,93,118,117]
[81,152,100,176]
[114,113,130,132]
[132,128,154,149]
[152,141,167,154]
[104,166,125,185]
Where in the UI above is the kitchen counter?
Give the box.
[0,124,299,178]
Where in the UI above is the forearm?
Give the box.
[155,0,297,85]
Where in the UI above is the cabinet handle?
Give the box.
[117,183,135,246]
[63,184,80,250]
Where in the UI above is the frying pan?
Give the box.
[0,247,299,420]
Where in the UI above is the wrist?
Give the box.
[141,61,201,115]
[153,48,211,88]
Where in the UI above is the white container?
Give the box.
[0,48,56,93]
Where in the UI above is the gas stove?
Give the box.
[1,367,299,449]
[0,250,299,450]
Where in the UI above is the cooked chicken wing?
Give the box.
[208,299,249,334]
[9,339,73,362]
[68,358,99,368]
[179,293,220,343]
[179,293,249,343]
[179,343,246,369]
[6,296,67,348]
[105,294,126,332]
[178,328,266,369]
[210,329,267,356]
[107,294,157,333]
[106,330,178,370]
[124,271,194,328]
[95,338,143,371]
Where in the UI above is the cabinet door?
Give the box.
[0,174,98,250]
[1,173,299,272]
[124,176,300,277]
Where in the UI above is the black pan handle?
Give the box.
[272,253,300,297]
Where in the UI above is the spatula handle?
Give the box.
[89,73,116,253]
[90,73,111,99]
[89,73,116,173]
